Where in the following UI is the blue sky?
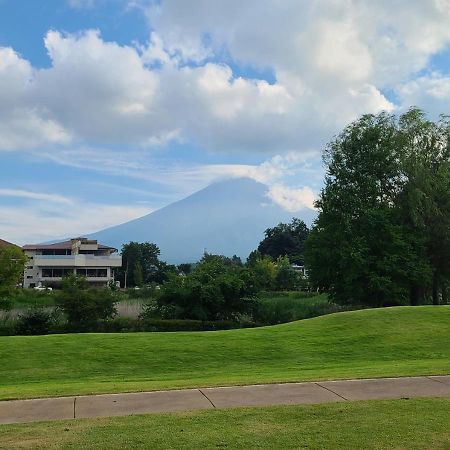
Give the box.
[1,0,450,244]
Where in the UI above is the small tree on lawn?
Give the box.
[56,274,117,330]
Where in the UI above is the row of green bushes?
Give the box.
[0,291,345,335]
[0,313,260,336]
[256,293,346,324]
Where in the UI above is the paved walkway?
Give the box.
[1,375,449,425]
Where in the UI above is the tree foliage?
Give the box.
[56,275,117,328]
[258,218,309,264]
[0,246,26,289]
[0,246,27,310]
[154,254,258,321]
[119,242,175,287]
[306,108,450,307]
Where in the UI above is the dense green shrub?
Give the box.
[156,255,259,321]
[15,308,54,335]
[0,317,16,336]
[274,256,303,290]
[0,296,13,311]
[51,317,252,333]
[9,289,57,308]
[140,318,239,332]
[56,275,118,329]
[254,293,346,324]
[126,285,158,299]
[260,291,317,299]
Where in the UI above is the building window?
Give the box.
[26,275,33,279]
[42,249,72,256]
[52,268,63,277]
[76,268,108,278]
[42,268,73,278]
[42,268,52,278]
[27,266,33,270]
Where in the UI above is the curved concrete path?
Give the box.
[1,375,449,425]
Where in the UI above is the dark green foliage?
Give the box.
[258,218,309,264]
[156,254,259,321]
[0,317,16,336]
[133,261,144,287]
[126,285,159,299]
[55,275,117,329]
[15,308,54,335]
[248,254,278,290]
[275,256,302,290]
[137,318,242,332]
[0,296,12,311]
[177,263,193,275]
[246,253,306,291]
[118,242,172,288]
[306,108,450,307]
[254,293,344,324]
[0,246,27,307]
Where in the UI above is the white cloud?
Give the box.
[0,201,150,245]
[266,184,316,212]
[0,47,72,150]
[0,2,449,162]
[146,0,450,86]
[0,185,151,244]
[397,73,450,117]
[33,145,321,201]
[0,189,73,204]
[0,24,393,155]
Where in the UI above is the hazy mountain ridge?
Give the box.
[89,178,316,263]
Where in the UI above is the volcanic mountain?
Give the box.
[89,178,316,263]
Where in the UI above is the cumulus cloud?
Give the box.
[0,1,449,167]
[396,73,450,117]
[0,47,71,150]
[145,0,450,85]
[266,184,316,212]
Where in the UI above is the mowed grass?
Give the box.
[1,306,449,400]
[1,398,450,449]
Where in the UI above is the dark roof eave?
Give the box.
[22,239,117,252]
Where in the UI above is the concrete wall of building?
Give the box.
[23,248,121,289]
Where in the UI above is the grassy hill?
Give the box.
[1,306,449,400]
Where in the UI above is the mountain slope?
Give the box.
[89,178,316,263]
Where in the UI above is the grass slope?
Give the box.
[1,306,449,400]
[1,399,450,449]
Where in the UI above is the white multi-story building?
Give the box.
[23,238,122,288]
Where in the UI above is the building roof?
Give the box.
[22,238,117,252]
[0,238,19,248]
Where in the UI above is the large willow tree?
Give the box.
[306,108,450,307]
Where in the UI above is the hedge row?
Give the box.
[0,316,262,336]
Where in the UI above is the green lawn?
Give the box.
[1,398,450,449]
[0,306,449,400]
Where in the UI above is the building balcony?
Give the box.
[34,254,122,268]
